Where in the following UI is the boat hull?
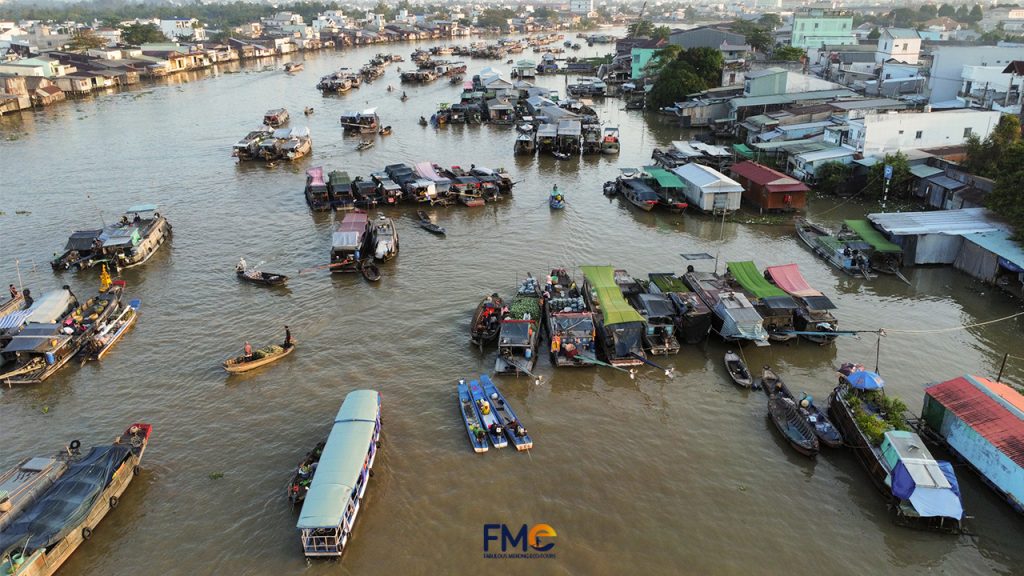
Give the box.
[223,344,294,373]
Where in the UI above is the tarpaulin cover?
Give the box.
[802,295,837,311]
[636,293,677,320]
[765,264,822,298]
[844,220,901,253]
[726,261,787,299]
[886,432,964,520]
[643,167,684,189]
[64,229,103,252]
[0,445,130,557]
[580,266,645,326]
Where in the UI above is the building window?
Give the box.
[916,130,923,139]
[964,127,972,138]
[898,130,904,135]
[814,23,819,29]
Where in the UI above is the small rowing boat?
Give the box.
[761,366,842,448]
[416,210,446,235]
[360,261,382,282]
[767,394,820,457]
[468,378,507,448]
[223,342,295,373]
[287,440,325,505]
[356,140,374,151]
[457,380,488,453]
[470,294,503,350]
[724,350,753,388]
[378,126,392,136]
[236,269,289,286]
[480,375,532,451]
[549,186,565,210]
[87,298,140,361]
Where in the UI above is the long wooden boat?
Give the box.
[470,295,503,350]
[0,450,71,532]
[761,367,842,448]
[360,261,382,282]
[725,261,799,343]
[581,266,647,367]
[0,423,152,576]
[683,271,768,346]
[647,273,712,344]
[369,215,399,262]
[495,275,542,375]
[287,440,325,505]
[468,378,507,449]
[297,390,381,557]
[616,270,679,355]
[795,217,874,279]
[828,365,964,532]
[767,394,820,457]
[544,268,596,368]
[724,351,753,388]
[51,205,172,272]
[457,380,488,453]
[481,375,533,451]
[223,342,295,374]
[330,211,370,274]
[764,264,838,345]
[0,295,24,323]
[86,299,140,361]
[416,211,446,235]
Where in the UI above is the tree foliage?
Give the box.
[731,19,772,52]
[772,45,805,61]
[652,25,671,41]
[628,19,654,38]
[647,46,723,108]
[758,13,782,30]
[815,162,852,196]
[866,152,912,199]
[68,29,106,51]
[648,64,706,109]
[938,4,956,17]
[120,23,168,45]
[963,116,1022,178]
[867,26,880,40]
[963,116,1024,238]
[476,7,515,28]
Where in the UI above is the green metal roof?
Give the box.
[726,261,787,299]
[733,143,754,158]
[844,220,902,253]
[297,390,379,529]
[643,166,684,188]
[580,266,645,326]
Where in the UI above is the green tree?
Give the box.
[476,8,515,28]
[628,19,654,37]
[816,162,853,196]
[758,13,782,29]
[120,23,169,45]
[962,115,1021,177]
[533,7,556,20]
[648,62,706,108]
[746,27,772,52]
[986,142,1024,239]
[373,1,394,20]
[888,8,919,27]
[868,26,881,39]
[938,4,956,17]
[644,44,682,76]
[652,25,671,41]
[678,46,724,87]
[68,29,107,51]
[866,152,912,199]
[955,4,970,20]
[969,4,984,22]
[684,6,697,21]
[772,45,805,61]
[918,4,938,19]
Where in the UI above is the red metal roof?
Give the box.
[925,375,1024,468]
[730,161,810,193]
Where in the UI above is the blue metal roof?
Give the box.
[962,230,1024,270]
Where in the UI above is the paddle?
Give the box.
[575,352,638,380]
[630,353,676,378]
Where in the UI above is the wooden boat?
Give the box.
[495,275,542,375]
[400,93,409,101]
[470,294,503,350]
[284,62,304,73]
[615,271,680,355]
[549,186,565,209]
[457,380,488,453]
[481,375,533,451]
[360,261,382,282]
[0,423,151,576]
[724,351,753,388]
[416,210,445,235]
[795,217,874,279]
[619,177,659,211]
[419,116,428,126]
[296,390,381,557]
[85,299,140,361]
[330,211,370,274]
[551,150,572,160]
[223,342,295,373]
[581,266,647,367]
[236,269,288,286]
[647,273,713,344]
[828,366,964,532]
[725,261,799,343]
[378,126,392,136]
[764,264,839,345]
[0,448,71,532]
[468,378,507,449]
[544,268,596,368]
[286,440,325,505]
[356,140,374,151]
[303,107,313,116]
[263,108,290,127]
[767,394,820,457]
[369,215,399,262]
[761,367,842,448]
[683,270,769,345]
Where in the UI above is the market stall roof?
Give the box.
[580,266,645,326]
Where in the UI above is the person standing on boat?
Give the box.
[22,288,32,309]
[8,284,17,300]
[283,326,293,349]
[243,341,253,361]
[236,258,247,273]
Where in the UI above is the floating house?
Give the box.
[954,230,1024,297]
[730,161,809,212]
[867,208,1003,265]
[922,375,1024,515]
[671,163,744,214]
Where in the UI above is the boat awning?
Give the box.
[802,295,836,310]
[499,320,533,345]
[844,220,901,253]
[636,293,677,319]
[580,266,645,326]
[331,231,361,249]
[23,289,74,324]
[883,431,963,520]
[124,204,158,217]
[297,391,379,529]
[64,229,103,251]
[102,227,140,248]
[726,261,787,299]
[764,264,822,298]
[643,167,684,189]
[2,332,70,354]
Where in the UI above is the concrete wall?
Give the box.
[850,110,1001,156]
[791,13,854,50]
[928,46,1023,104]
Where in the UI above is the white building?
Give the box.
[159,18,206,41]
[875,28,920,64]
[313,10,347,32]
[842,110,1001,156]
[928,46,1023,104]
[570,0,595,16]
[670,163,744,214]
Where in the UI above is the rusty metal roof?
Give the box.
[925,375,1024,468]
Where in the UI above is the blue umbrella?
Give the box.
[846,370,884,390]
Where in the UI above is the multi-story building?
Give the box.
[159,18,206,41]
[791,9,854,50]
[875,28,921,64]
[570,0,594,16]
[928,46,1024,104]
[828,110,1001,156]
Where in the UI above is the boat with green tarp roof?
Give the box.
[725,261,799,342]
[643,166,689,211]
[581,266,647,366]
[843,219,904,275]
[795,217,874,278]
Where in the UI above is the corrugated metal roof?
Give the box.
[909,165,944,178]
[672,163,744,192]
[867,208,1003,236]
[925,375,1024,468]
[961,230,1024,269]
[730,161,808,190]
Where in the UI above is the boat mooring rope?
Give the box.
[876,311,1024,335]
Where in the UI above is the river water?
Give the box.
[1,34,1023,576]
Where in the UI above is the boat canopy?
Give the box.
[64,229,103,251]
[2,332,70,354]
[648,273,690,294]
[882,431,963,520]
[297,390,380,529]
[0,311,31,331]
[581,266,645,326]
[329,171,352,188]
[537,124,558,138]
[636,293,677,320]
[844,220,901,253]
[764,264,821,298]
[643,167,685,189]
[124,204,158,217]
[620,178,659,202]
[307,166,326,187]
[499,320,533,345]
[414,162,443,181]
[24,289,75,324]
[726,261,788,299]
[101,227,141,248]
[846,370,884,390]
[0,444,132,558]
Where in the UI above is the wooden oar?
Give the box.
[630,353,676,378]
[575,352,638,379]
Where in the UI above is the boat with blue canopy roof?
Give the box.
[296,389,382,557]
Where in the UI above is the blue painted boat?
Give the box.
[457,380,488,453]
[480,375,533,451]
[549,186,565,209]
[468,379,507,448]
